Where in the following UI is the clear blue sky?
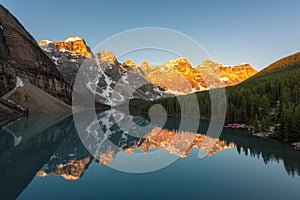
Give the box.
[2,0,300,70]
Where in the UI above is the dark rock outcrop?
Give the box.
[0,5,71,104]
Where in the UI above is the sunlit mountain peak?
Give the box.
[38,36,92,58]
[64,36,83,42]
[98,50,117,65]
[124,60,137,68]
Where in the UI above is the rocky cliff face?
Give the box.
[198,58,258,87]
[139,57,207,94]
[40,36,257,103]
[39,38,167,106]
[0,5,71,104]
[139,57,257,95]
[39,37,90,87]
[94,50,166,105]
[0,4,258,115]
[39,36,92,58]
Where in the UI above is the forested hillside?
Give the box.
[142,53,300,143]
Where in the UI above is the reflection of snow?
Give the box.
[14,135,22,147]
[220,77,229,82]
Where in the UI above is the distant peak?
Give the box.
[38,40,52,45]
[204,58,212,62]
[202,58,218,63]
[238,62,250,65]
[176,56,189,63]
[64,36,84,42]
[140,60,149,66]
[38,36,92,58]
[124,60,137,68]
[99,50,117,65]
[163,57,191,68]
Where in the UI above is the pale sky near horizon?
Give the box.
[2,0,300,70]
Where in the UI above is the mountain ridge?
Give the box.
[253,52,300,77]
[0,5,72,107]
[39,37,258,97]
[136,56,257,94]
[142,51,300,143]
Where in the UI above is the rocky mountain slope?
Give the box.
[139,57,257,94]
[0,5,71,105]
[39,36,92,58]
[40,37,257,100]
[0,3,258,114]
[2,77,71,113]
[39,39,167,106]
[0,4,258,118]
[38,37,91,86]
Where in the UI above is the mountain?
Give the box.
[39,39,167,106]
[38,36,92,86]
[0,3,258,116]
[198,58,257,86]
[253,52,300,77]
[142,52,300,143]
[94,50,166,105]
[139,57,206,94]
[0,5,71,105]
[39,36,92,58]
[138,57,257,95]
[39,35,257,104]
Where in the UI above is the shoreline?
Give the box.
[248,130,300,151]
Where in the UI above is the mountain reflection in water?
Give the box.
[0,109,300,199]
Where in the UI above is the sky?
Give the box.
[1,0,300,70]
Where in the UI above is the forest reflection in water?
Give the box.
[0,109,300,199]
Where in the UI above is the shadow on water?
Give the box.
[0,109,299,199]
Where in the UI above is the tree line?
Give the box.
[141,63,300,143]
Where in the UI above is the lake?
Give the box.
[0,110,299,200]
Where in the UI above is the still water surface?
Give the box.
[0,110,299,200]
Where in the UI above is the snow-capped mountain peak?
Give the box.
[64,36,83,43]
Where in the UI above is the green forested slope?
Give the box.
[142,53,300,143]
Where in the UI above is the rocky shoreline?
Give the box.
[292,142,300,150]
[0,98,26,125]
[250,130,300,151]
[0,110,20,126]
[252,131,271,138]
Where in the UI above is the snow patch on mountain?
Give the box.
[64,36,82,42]
[16,76,24,87]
